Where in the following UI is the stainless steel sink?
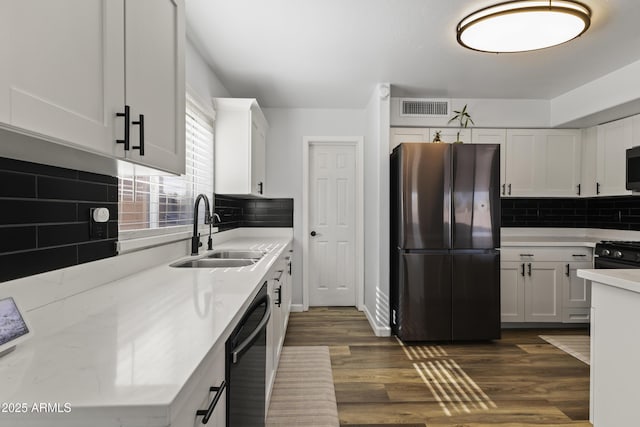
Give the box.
[205,250,265,260]
[171,258,256,268]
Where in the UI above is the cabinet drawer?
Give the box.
[501,247,592,262]
[563,308,591,323]
[173,342,226,426]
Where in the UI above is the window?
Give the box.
[118,97,214,236]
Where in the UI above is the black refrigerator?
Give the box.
[390,143,501,342]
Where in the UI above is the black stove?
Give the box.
[595,241,640,268]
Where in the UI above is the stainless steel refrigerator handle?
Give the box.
[231,294,271,364]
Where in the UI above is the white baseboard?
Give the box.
[290,304,305,312]
[363,305,391,337]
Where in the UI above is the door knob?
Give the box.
[310,231,317,236]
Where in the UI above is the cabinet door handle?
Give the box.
[596,182,600,195]
[132,114,145,155]
[565,263,570,277]
[275,285,282,307]
[576,183,581,196]
[288,261,292,275]
[196,380,227,424]
[521,263,525,277]
[519,253,534,257]
[572,254,587,257]
[116,105,131,151]
[508,183,512,195]
[502,183,506,195]
[527,263,532,276]
[258,182,263,194]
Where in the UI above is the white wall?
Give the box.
[363,85,391,336]
[551,57,640,127]
[262,108,366,307]
[186,37,230,103]
[391,98,551,128]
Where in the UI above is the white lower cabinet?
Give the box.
[525,262,562,322]
[500,261,526,322]
[500,260,561,322]
[501,247,592,323]
[562,261,593,322]
[173,341,226,427]
[266,244,293,407]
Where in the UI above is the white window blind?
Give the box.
[118,99,214,233]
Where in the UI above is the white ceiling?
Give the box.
[186,0,640,109]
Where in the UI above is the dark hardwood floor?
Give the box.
[283,307,591,427]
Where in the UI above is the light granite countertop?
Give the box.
[577,268,640,294]
[0,235,292,426]
[501,227,640,248]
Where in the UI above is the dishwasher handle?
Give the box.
[231,294,271,364]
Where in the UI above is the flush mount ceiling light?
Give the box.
[457,0,591,53]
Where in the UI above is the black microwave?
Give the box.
[626,146,640,191]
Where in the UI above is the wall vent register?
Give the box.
[400,98,450,117]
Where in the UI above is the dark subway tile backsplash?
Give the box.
[214,194,293,231]
[38,176,110,202]
[0,246,78,283]
[502,196,640,230]
[0,157,118,282]
[0,171,36,198]
[0,200,77,224]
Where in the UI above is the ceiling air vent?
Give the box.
[400,98,450,117]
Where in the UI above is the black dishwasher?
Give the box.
[226,282,270,427]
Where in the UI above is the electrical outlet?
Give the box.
[90,207,110,240]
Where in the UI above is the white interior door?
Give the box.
[308,144,356,306]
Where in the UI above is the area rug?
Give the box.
[266,346,339,426]
[539,335,590,365]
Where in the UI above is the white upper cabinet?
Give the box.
[389,127,429,152]
[214,98,268,196]
[505,129,581,197]
[596,117,633,196]
[541,130,582,196]
[0,0,185,175]
[471,128,506,194]
[124,0,185,174]
[580,126,598,197]
[1,1,124,157]
[434,128,471,144]
[389,127,471,152]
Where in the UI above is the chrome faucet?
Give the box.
[191,194,212,256]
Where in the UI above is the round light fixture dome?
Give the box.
[457,0,591,53]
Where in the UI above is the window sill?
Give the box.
[117,225,218,254]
